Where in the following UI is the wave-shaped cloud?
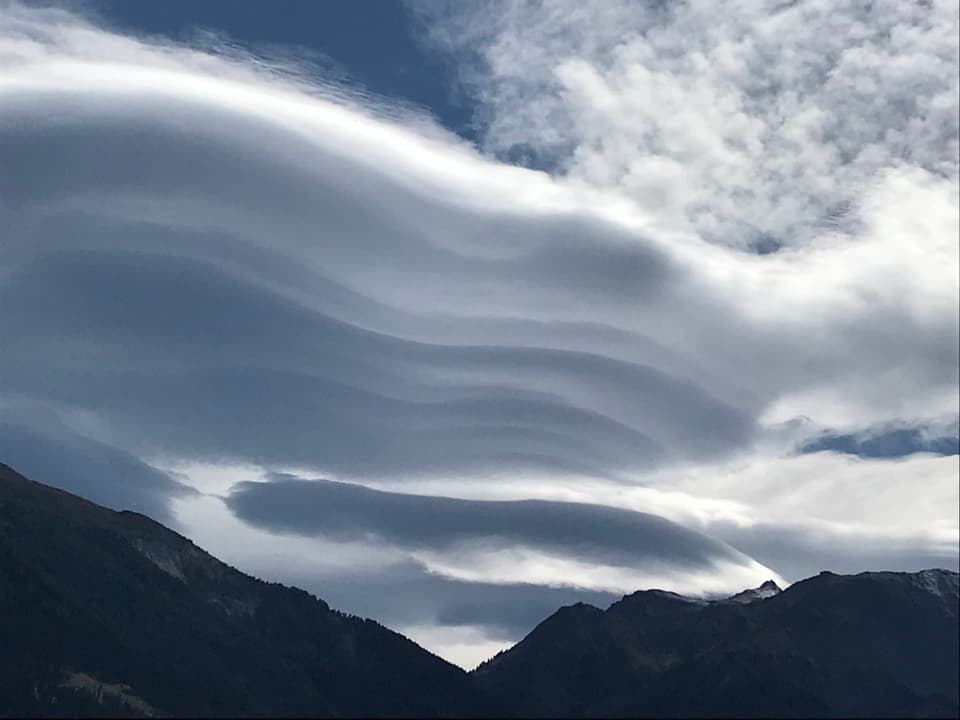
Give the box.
[0,2,957,667]
[1,3,955,478]
[0,247,750,479]
[226,473,763,579]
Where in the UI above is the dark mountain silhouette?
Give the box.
[2,461,958,718]
[472,568,959,718]
[0,463,496,718]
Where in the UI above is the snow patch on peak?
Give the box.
[724,579,782,604]
[756,580,783,598]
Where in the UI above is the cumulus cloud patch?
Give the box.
[414,0,960,249]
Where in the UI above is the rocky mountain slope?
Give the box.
[0,463,495,717]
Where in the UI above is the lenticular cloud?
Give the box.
[0,3,957,663]
[1,4,760,482]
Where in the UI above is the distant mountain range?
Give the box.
[474,569,959,718]
[1,462,957,718]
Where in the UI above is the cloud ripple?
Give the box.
[0,2,956,666]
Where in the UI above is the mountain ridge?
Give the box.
[472,567,959,718]
[0,462,497,718]
[2,461,957,718]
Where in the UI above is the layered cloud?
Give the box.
[0,404,193,523]
[226,474,773,592]
[0,2,957,668]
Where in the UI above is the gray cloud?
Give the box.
[226,474,750,571]
[221,474,776,644]
[0,408,194,524]
[0,88,757,480]
[0,242,750,479]
[275,557,620,640]
[0,3,956,667]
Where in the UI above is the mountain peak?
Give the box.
[723,578,782,604]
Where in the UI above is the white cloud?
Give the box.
[415,0,959,248]
[414,0,960,426]
[0,1,957,668]
[412,544,782,596]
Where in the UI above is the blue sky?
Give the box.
[85,0,475,138]
[1,0,958,669]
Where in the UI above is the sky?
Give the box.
[0,0,958,670]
